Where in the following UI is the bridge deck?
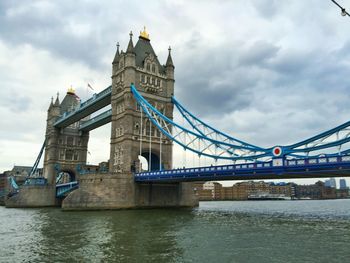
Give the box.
[134,156,350,183]
[79,109,112,131]
[54,86,111,128]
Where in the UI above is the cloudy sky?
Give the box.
[1,0,350,185]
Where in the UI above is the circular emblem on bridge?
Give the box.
[272,146,282,157]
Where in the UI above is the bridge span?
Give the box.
[135,156,350,183]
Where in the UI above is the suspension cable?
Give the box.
[139,104,143,172]
[160,131,162,171]
[149,120,152,172]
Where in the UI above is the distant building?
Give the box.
[193,180,344,201]
[339,179,347,189]
[269,182,293,197]
[3,165,43,186]
[325,178,336,188]
[337,179,349,198]
[193,182,223,200]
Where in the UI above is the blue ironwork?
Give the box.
[79,109,112,131]
[135,155,350,182]
[131,85,273,161]
[56,173,63,184]
[132,84,350,161]
[9,176,19,190]
[8,176,19,196]
[24,177,48,186]
[172,96,263,151]
[54,85,112,128]
[281,120,350,157]
[56,181,78,198]
[28,140,46,178]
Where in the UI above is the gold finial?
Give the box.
[67,85,75,95]
[140,26,150,40]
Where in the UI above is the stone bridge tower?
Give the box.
[43,89,89,185]
[109,29,174,174]
[63,29,198,210]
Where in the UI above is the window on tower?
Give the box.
[146,63,150,71]
[67,137,74,146]
[151,64,156,73]
[65,149,73,160]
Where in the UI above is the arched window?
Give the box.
[151,64,156,73]
[146,63,150,71]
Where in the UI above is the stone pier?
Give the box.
[62,173,198,210]
[5,185,56,208]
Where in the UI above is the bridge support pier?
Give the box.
[5,185,56,208]
[62,173,198,210]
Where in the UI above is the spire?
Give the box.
[126,31,134,53]
[54,92,60,106]
[166,46,174,67]
[112,42,120,64]
[48,96,54,110]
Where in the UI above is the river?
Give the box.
[1,199,349,262]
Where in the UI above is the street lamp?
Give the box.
[331,0,350,17]
[341,8,347,16]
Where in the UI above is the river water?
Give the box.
[1,200,349,263]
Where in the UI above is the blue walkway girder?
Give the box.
[79,109,112,131]
[134,155,350,183]
[54,86,112,128]
[56,181,78,198]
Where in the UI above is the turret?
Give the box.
[165,47,175,97]
[112,42,120,74]
[165,46,175,80]
[125,31,136,69]
[54,92,60,107]
[48,92,61,120]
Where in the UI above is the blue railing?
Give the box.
[134,155,350,182]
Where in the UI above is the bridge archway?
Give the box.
[56,170,76,184]
[141,152,161,171]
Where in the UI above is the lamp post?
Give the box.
[331,0,350,17]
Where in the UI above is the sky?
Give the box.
[1,0,350,186]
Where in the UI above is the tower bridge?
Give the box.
[5,28,350,209]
